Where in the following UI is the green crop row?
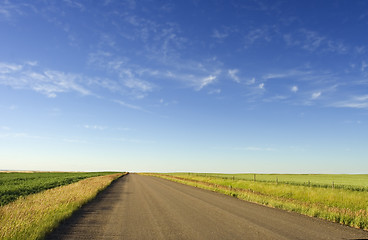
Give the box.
[0,173,124,240]
[0,172,119,206]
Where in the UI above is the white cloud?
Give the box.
[63,0,85,11]
[291,85,298,92]
[113,100,150,113]
[212,29,228,40]
[84,125,107,130]
[123,78,154,92]
[355,46,366,54]
[301,29,325,51]
[0,62,91,98]
[361,61,368,72]
[284,29,349,54]
[311,91,321,99]
[62,138,87,144]
[208,89,221,94]
[25,61,38,66]
[0,62,22,74]
[263,95,288,103]
[244,26,272,47]
[332,95,368,109]
[197,75,216,90]
[111,137,155,144]
[228,69,240,83]
[263,69,313,80]
[259,83,264,89]
[0,1,31,20]
[247,77,256,85]
[233,146,276,151]
[8,105,17,110]
[0,8,10,18]
[0,132,44,139]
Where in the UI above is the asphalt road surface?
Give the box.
[47,173,368,240]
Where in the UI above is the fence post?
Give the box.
[253,174,256,182]
[276,177,278,185]
[332,181,335,189]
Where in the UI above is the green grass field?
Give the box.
[165,172,368,190]
[0,173,124,240]
[149,173,368,230]
[0,172,119,206]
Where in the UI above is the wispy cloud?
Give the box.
[263,95,289,103]
[247,77,256,85]
[263,69,313,80]
[244,26,272,47]
[212,29,229,40]
[284,29,349,54]
[0,62,23,73]
[291,85,298,92]
[300,29,325,51]
[0,1,28,20]
[83,125,107,130]
[113,100,151,113]
[232,146,276,151]
[208,89,221,94]
[311,91,322,99]
[62,138,87,144]
[258,83,265,89]
[228,69,240,83]
[123,78,154,93]
[0,132,45,140]
[0,62,91,98]
[361,61,368,72]
[332,95,368,109]
[63,0,85,11]
[110,137,155,144]
[196,75,217,90]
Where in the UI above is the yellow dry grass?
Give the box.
[0,173,123,240]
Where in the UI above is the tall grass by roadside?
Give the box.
[0,172,118,206]
[145,173,368,230]
[0,173,124,240]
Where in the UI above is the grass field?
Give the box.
[0,172,125,240]
[147,173,368,230]
[165,172,368,190]
[0,171,120,206]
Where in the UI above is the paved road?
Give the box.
[47,173,368,240]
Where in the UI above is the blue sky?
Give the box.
[1,0,367,173]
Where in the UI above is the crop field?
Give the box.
[0,171,120,206]
[0,172,125,240]
[147,173,368,230]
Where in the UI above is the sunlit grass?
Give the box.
[146,173,368,230]
[0,172,120,206]
[0,173,124,240]
[165,172,368,190]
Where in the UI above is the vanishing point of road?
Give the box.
[47,174,368,240]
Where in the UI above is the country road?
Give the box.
[47,173,368,240]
